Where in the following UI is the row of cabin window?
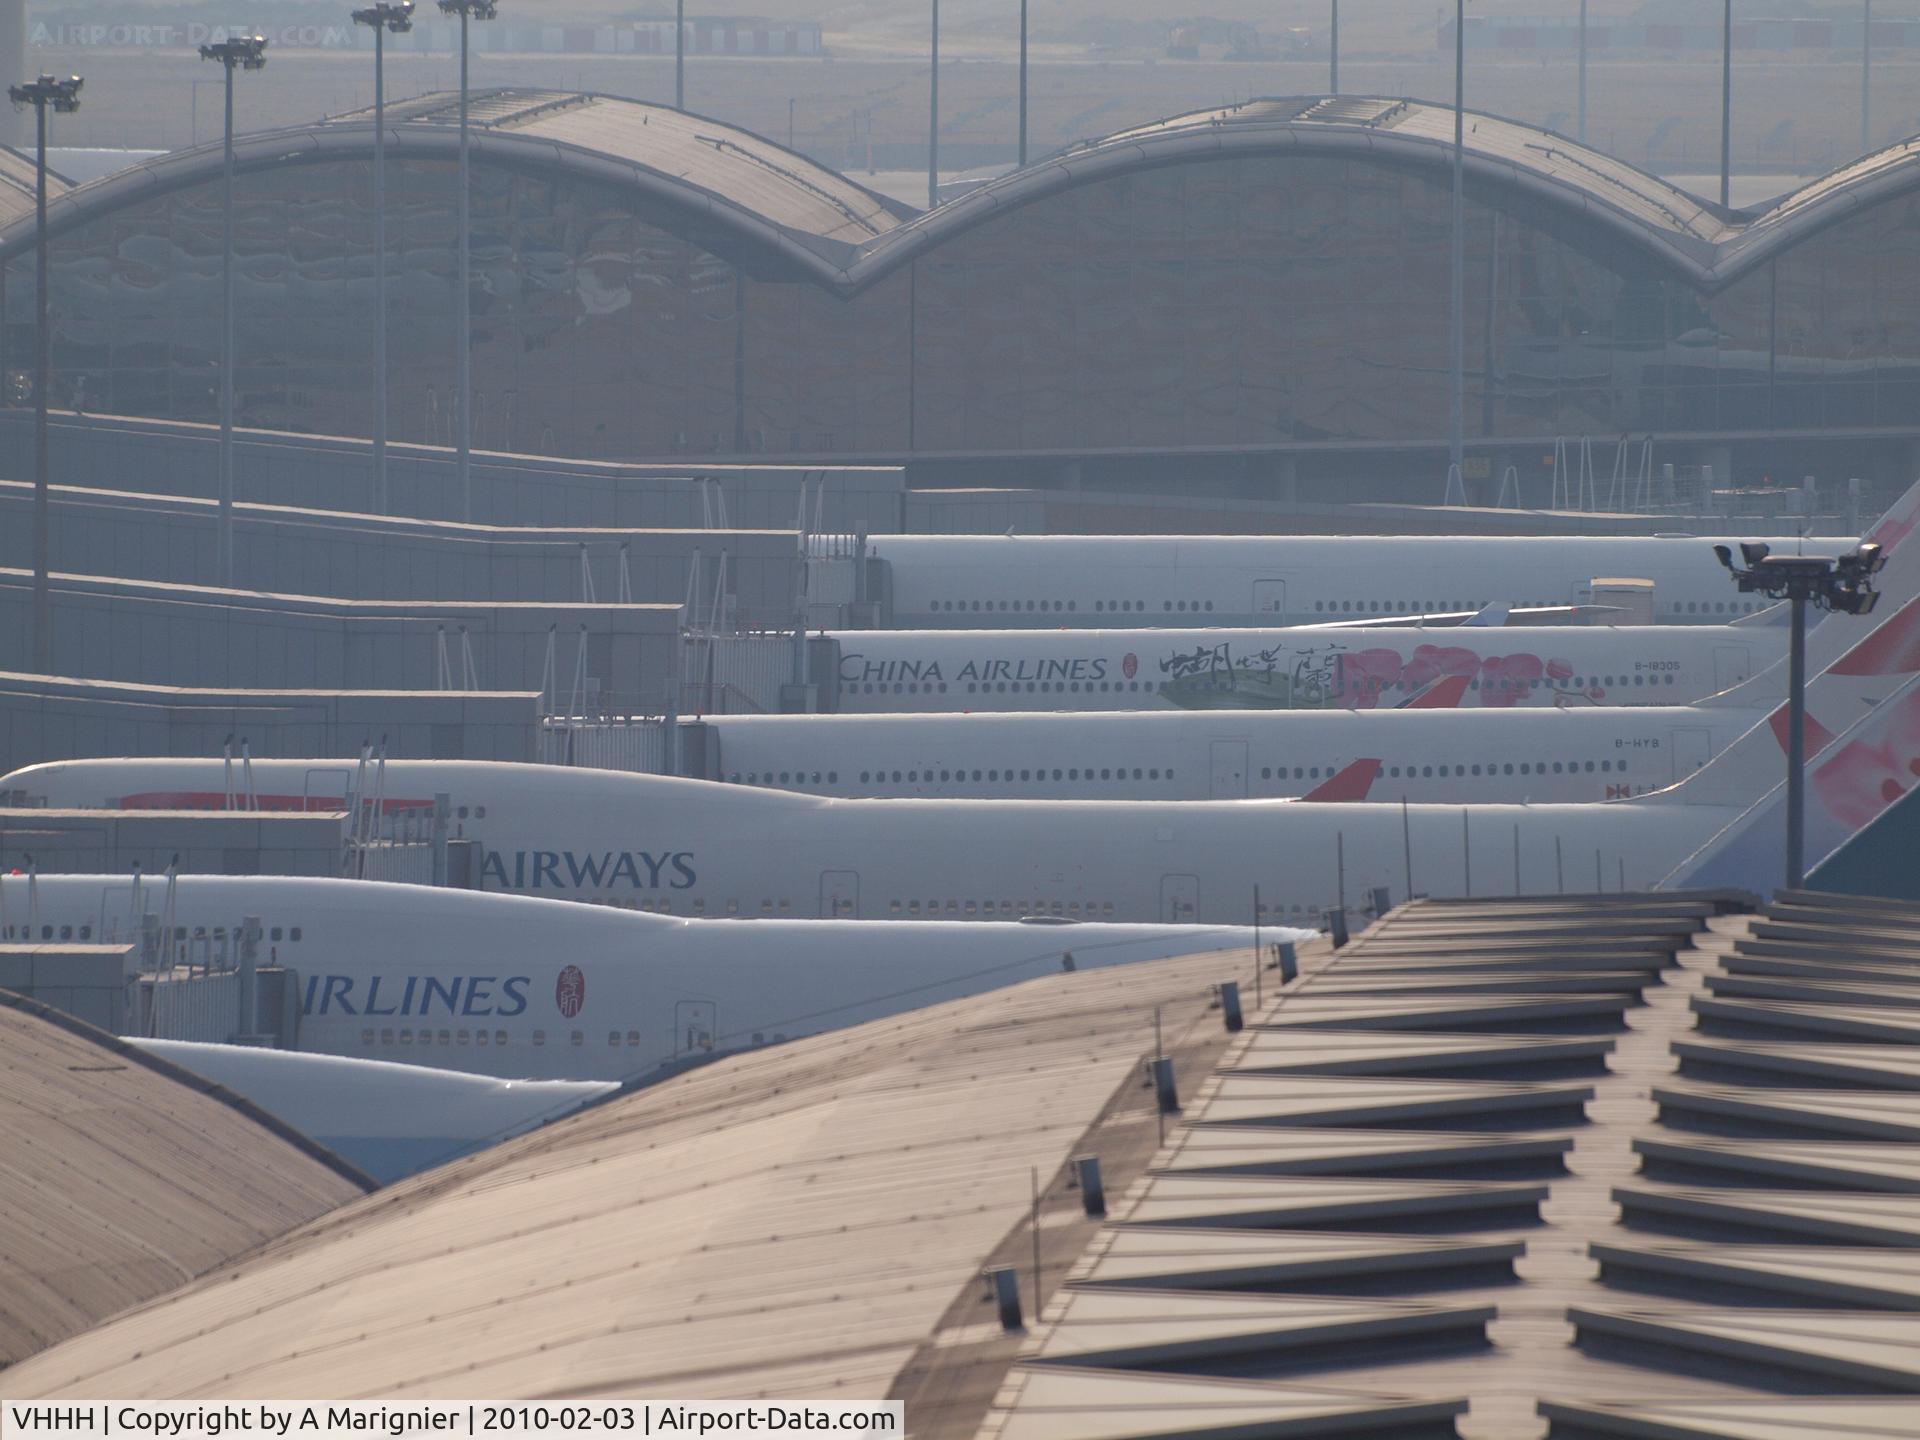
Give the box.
[359,1026,643,1049]
[1310,599,1766,615]
[842,679,1160,696]
[926,597,1768,619]
[860,766,1173,785]
[885,897,1117,917]
[1385,758,1628,778]
[929,599,1218,614]
[0,922,303,942]
[844,674,1683,699]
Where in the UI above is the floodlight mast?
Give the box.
[438,0,499,524]
[200,34,269,590]
[351,2,415,517]
[1714,539,1887,890]
[7,73,81,676]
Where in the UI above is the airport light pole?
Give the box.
[1714,540,1885,890]
[8,72,81,676]
[674,0,684,111]
[1720,0,1732,206]
[1577,0,1587,143]
[1862,0,1872,154]
[1449,0,1464,487]
[1018,0,1028,165]
[352,2,414,517]
[1329,0,1338,94]
[438,0,496,525]
[928,0,939,209]
[200,33,268,590]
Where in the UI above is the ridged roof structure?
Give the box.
[1,93,1914,293]
[0,991,369,1370]
[17,889,1920,1437]
[980,889,1920,1439]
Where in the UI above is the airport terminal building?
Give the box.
[3,90,1918,499]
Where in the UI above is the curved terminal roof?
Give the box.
[868,95,1920,291]
[4,91,1916,293]
[0,990,368,1369]
[0,89,910,281]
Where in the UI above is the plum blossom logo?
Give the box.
[1812,689,1920,830]
[1334,649,1405,709]
[1479,653,1546,709]
[1122,652,1138,680]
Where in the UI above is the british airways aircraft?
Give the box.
[0,873,1263,1081]
[830,530,1851,629]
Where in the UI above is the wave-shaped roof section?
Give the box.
[324,89,912,253]
[0,89,913,280]
[5,91,1915,294]
[853,95,1920,292]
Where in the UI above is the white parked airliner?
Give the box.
[667,702,1747,803]
[827,531,1852,628]
[0,874,1264,1081]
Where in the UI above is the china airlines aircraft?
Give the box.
[830,531,1850,629]
[0,873,1263,1080]
[818,620,1782,713]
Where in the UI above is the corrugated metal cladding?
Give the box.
[0,993,368,1370]
[0,943,1274,1405]
[980,890,1920,1439]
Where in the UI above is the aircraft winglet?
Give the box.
[1302,758,1381,802]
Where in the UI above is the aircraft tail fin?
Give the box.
[1302,758,1380,803]
[1663,665,1920,891]
[1656,586,1920,808]
[1397,674,1472,710]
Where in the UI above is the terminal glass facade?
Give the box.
[9,149,1920,461]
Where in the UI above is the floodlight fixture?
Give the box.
[1715,536,1888,889]
[201,34,271,70]
[8,75,83,114]
[353,2,415,32]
